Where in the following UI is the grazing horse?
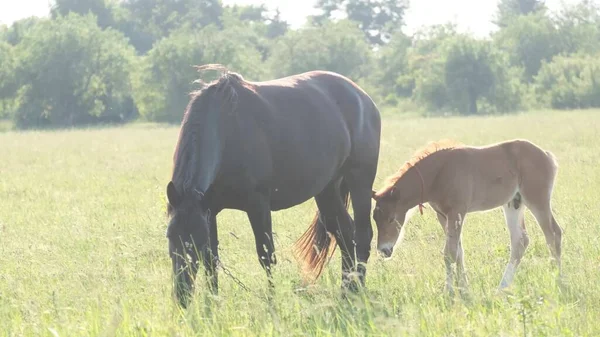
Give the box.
[371,139,562,295]
[165,64,381,307]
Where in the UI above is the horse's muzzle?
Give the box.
[169,239,200,308]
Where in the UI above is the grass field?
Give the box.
[1,110,599,336]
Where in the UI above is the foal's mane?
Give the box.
[375,139,463,199]
[169,64,246,215]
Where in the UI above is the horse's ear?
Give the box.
[166,181,182,207]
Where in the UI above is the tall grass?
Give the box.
[0,110,598,336]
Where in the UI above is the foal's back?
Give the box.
[437,139,557,212]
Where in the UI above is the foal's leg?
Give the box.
[246,192,277,288]
[456,236,468,293]
[499,195,529,289]
[527,204,562,276]
[519,161,563,279]
[443,212,465,296]
[437,212,468,294]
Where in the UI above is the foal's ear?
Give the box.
[389,186,397,198]
[166,181,182,207]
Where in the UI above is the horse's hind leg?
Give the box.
[499,193,529,289]
[346,166,378,287]
[246,190,277,289]
[315,179,356,289]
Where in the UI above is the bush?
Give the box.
[534,53,600,109]
[494,12,562,81]
[267,19,372,80]
[133,24,264,123]
[12,13,137,129]
[0,41,16,119]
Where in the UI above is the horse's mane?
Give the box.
[169,64,245,213]
[375,139,463,199]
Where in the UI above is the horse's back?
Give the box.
[232,71,380,209]
[253,70,381,162]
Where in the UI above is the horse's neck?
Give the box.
[403,154,444,207]
[195,141,222,194]
[177,115,225,196]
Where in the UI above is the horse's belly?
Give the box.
[266,131,350,210]
[268,162,345,211]
[269,190,315,211]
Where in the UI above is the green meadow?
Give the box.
[1,110,599,336]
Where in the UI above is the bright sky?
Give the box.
[0,0,586,37]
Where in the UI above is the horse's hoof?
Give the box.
[458,288,472,302]
[445,286,455,298]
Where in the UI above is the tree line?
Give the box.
[1,0,599,129]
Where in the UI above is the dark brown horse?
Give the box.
[165,64,381,307]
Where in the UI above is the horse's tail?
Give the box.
[293,179,350,282]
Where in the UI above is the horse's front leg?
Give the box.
[205,211,220,294]
[246,193,276,287]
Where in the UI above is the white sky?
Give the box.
[0,0,587,37]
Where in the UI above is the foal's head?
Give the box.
[371,140,461,258]
[371,186,415,259]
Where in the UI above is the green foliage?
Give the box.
[485,52,529,112]
[494,0,547,28]
[369,32,413,102]
[51,0,115,28]
[3,0,600,123]
[1,17,43,45]
[409,28,527,115]
[410,44,449,112]
[494,12,562,81]
[125,0,223,51]
[443,36,496,114]
[534,53,600,109]
[226,5,289,40]
[133,24,264,122]
[12,13,137,129]
[267,19,371,80]
[555,0,600,55]
[314,0,408,45]
[0,41,17,118]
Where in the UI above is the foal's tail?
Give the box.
[293,180,350,282]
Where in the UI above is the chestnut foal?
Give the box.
[372,139,562,295]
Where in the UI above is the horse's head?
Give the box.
[371,187,411,259]
[165,181,211,308]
